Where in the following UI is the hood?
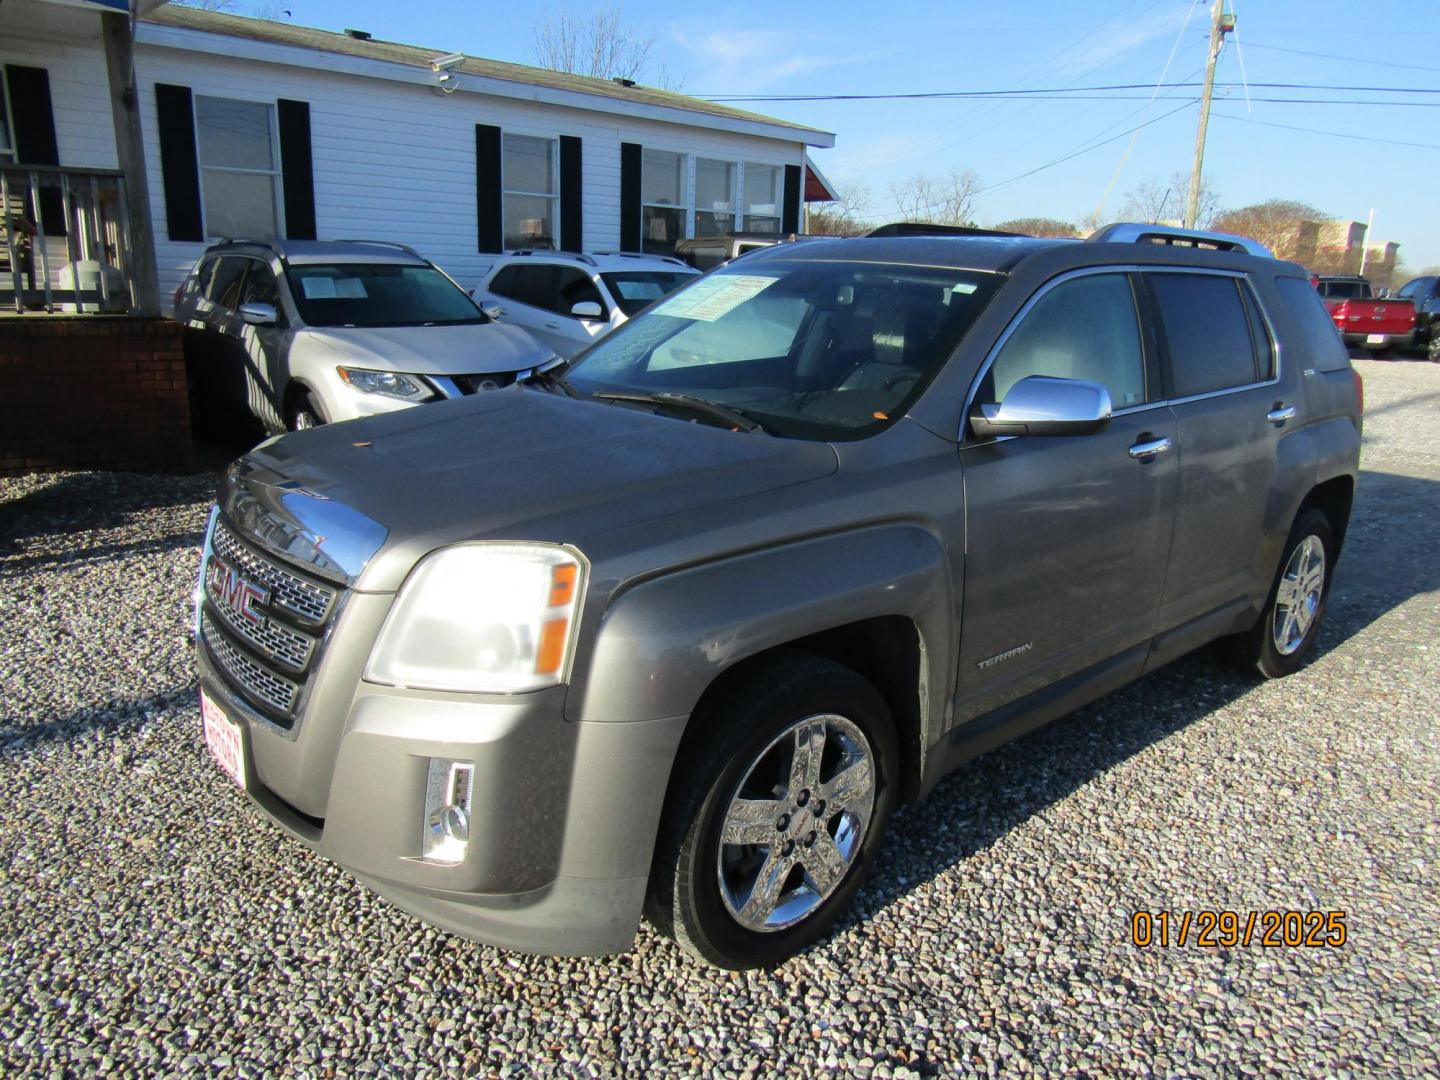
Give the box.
[232,388,839,591]
[299,321,552,376]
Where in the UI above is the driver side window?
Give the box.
[987,273,1147,409]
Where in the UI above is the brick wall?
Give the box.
[0,317,194,475]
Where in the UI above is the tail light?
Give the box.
[1353,368,1364,414]
[173,284,185,309]
[1331,301,1349,327]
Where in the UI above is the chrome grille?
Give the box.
[200,513,347,730]
[211,519,336,626]
[206,572,314,673]
[201,612,300,715]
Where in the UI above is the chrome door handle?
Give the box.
[1128,436,1172,460]
[1267,404,1297,425]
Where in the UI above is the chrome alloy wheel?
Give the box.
[716,713,876,933]
[1273,535,1326,656]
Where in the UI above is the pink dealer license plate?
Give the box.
[201,689,246,789]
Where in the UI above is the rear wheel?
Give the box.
[646,652,898,969]
[1429,331,1440,363]
[1221,507,1335,678]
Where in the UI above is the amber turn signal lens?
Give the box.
[549,564,578,607]
[535,617,571,675]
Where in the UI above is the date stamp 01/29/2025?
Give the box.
[1131,910,1348,948]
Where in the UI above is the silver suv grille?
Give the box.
[200,518,342,728]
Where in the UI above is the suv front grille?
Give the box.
[453,371,518,395]
[200,518,343,729]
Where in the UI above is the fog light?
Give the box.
[422,758,474,864]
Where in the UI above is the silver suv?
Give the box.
[175,239,554,432]
[194,224,1362,969]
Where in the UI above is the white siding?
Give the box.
[0,6,115,170]
[3,6,812,305]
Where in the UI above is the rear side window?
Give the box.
[1150,273,1259,397]
[985,272,1147,409]
[1274,277,1351,373]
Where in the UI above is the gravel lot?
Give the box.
[2,359,1437,1078]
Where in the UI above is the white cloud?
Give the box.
[668,22,890,92]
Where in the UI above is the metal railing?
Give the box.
[1,163,138,315]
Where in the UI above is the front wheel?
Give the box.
[1429,332,1440,363]
[287,391,326,431]
[1221,507,1336,678]
[646,653,898,969]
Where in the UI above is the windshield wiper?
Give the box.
[591,391,767,434]
[528,365,580,397]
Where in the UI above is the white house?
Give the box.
[1,0,837,313]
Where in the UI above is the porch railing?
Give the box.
[1,163,138,315]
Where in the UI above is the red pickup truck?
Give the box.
[1314,275,1415,353]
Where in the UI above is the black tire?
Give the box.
[1428,332,1440,363]
[1221,506,1336,678]
[646,651,899,969]
[286,390,325,431]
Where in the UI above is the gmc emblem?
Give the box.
[207,558,269,627]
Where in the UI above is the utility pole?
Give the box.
[1184,0,1232,229]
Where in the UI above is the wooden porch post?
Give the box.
[101,10,161,317]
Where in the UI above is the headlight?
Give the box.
[365,544,586,693]
[337,366,434,401]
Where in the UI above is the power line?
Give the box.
[1210,111,1440,151]
[1242,40,1440,75]
[701,81,1440,103]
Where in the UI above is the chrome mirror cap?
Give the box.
[239,302,279,326]
[570,300,604,320]
[970,375,1113,438]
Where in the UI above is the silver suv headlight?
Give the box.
[337,366,434,401]
[365,543,586,693]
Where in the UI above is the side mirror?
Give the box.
[570,300,604,320]
[238,302,278,326]
[970,375,1112,438]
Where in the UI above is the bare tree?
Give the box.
[531,7,680,88]
[1212,199,1327,261]
[171,0,291,15]
[993,217,1079,238]
[1118,173,1219,228]
[805,183,871,237]
[886,170,982,227]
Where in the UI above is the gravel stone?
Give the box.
[1,359,1436,1077]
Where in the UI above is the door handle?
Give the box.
[1267,404,1297,426]
[544,320,561,329]
[1128,436,1172,460]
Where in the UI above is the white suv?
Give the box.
[472,251,698,359]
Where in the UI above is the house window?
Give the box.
[743,163,782,233]
[502,133,558,249]
[695,158,735,238]
[641,148,687,255]
[195,95,282,239]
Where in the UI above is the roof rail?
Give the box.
[507,249,599,267]
[590,251,690,268]
[212,237,284,254]
[866,223,1025,239]
[1088,222,1272,258]
[330,238,427,260]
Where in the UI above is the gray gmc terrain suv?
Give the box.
[195,224,1362,969]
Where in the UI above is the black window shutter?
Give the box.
[619,142,642,253]
[155,83,204,242]
[559,135,583,253]
[782,163,802,235]
[277,99,317,240]
[4,65,65,235]
[475,123,503,252]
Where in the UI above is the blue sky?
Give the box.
[263,0,1440,269]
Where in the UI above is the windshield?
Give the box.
[600,271,697,317]
[566,261,1001,441]
[286,263,486,327]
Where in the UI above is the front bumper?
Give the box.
[198,646,687,957]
